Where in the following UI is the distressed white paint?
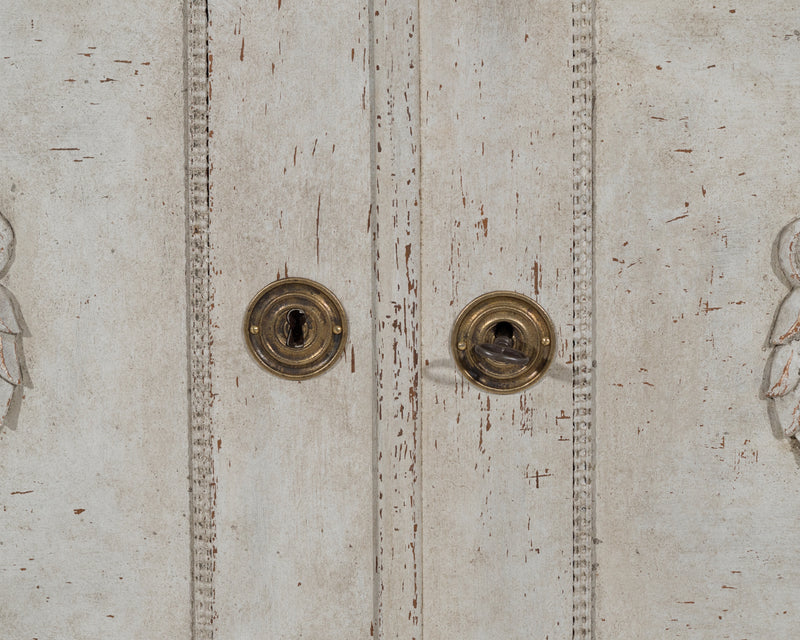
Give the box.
[419,1,575,637]
[371,1,423,637]
[206,0,578,636]
[206,1,375,637]
[7,0,800,637]
[0,1,190,637]
[595,1,800,637]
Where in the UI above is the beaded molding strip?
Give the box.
[186,0,215,637]
[571,1,596,638]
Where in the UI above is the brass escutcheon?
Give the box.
[451,291,556,394]
[244,278,347,380]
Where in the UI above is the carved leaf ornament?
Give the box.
[0,212,21,427]
[767,218,800,438]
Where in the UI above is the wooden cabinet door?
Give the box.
[2,1,799,638]
[594,3,800,637]
[1,2,191,637]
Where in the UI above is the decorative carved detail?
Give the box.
[572,1,596,637]
[0,213,21,427]
[767,218,800,439]
[186,0,215,637]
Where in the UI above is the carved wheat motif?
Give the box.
[767,219,800,438]
[0,213,21,426]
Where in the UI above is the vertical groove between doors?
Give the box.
[370,0,424,637]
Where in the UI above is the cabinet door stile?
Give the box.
[0,1,191,637]
[595,2,800,637]
[206,1,374,636]
[419,2,576,637]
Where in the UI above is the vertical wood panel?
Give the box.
[0,1,190,637]
[371,0,423,637]
[207,1,374,636]
[595,2,800,637]
[419,2,575,637]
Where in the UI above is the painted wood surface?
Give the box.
[187,0,214,634]
[205,0,578,636]
[595,1,800,636]
[0,1,191,638]
[371,1,423,637]
[206,1,375,637]
[6,0,800,637]
[419,1,575,637]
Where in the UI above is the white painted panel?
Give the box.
[595,2,800,636]
[420,1,575,636]
[0,1,190,637]
[207,1,374,636]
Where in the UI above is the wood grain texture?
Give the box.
[419,1,575,637]
[206,1,374,636]
[370,0,423,637]
[595,2,800,636]
[0,1,191,637]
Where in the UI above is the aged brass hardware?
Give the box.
[244,278,347,379]
[451,291,555,393]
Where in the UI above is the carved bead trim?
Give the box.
[572,1,596,637]
[186,0,215,637]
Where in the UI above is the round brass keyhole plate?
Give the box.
[244,278,347,380]
[451,291,556,394]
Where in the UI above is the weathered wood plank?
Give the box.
[0,1,191,637]
[595,2,800,636]
[419,1,575,637]
[206,1,374,636]
[371,0,423,637]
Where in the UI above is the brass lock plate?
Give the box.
[451,291,555,394]
[244,278,347,380]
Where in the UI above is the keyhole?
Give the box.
[286,309,307,348]
[493,321,515,348]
